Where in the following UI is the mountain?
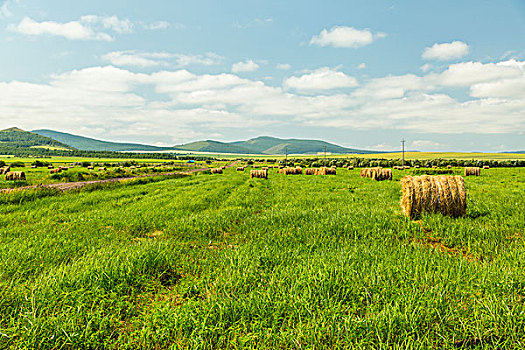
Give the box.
[30,129,376,155]
[0,127,73,151]
[33,129,174,152]
[231,136,375,154]
[173,140,256,154]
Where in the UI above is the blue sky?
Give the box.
[0,0,524,151]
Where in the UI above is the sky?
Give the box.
[0,0,524,152]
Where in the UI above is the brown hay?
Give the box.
[464,167,480,176]
[50,168,62,174]
[400,175,467,219]
[250,169,268,179]
[483,165,490,169]
[305,168,316,175]
[282,167,302,175]
[361,167,384,179]
[348,166,354,170]
[236,167,244,171]
[220,166,226,170]
[98,167,106,171]
[211,168,223,174]
[1,166,10,175]
[446,165,452,169]
[414,165,420,168]
[371,168,392,181]
[87,166,94,170]
[5,171,26,181]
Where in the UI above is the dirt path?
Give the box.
[1,161,240,194]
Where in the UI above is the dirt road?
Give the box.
[1,161,240,194]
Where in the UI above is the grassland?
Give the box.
[0,166,523,348]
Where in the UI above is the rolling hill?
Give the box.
[28,128,376,155]
[0,127,73,152]
[231,136,376,155]
[172,140,256,154]
[33,129,174,152]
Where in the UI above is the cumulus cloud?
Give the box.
[232,59,259,73]
[174,52,224,67]
[310,26,386,48]
[284,67,359,92]
[422,41,469,61]
[8,15,134,41]
[0,58,524,145]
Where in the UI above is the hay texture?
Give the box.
[50,168,62,174]
[361,167,382,178]
[5,171,26,181]
[250,169,268,179]
[211,168,223,174]
[1,166,10,175]
[400,175,466,219]
[236,167,245,171]
[464,167,480,176]
[483,165,490,169]
[280,167,302,175]
[371,168,392,181]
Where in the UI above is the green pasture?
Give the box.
[0,167,524,348]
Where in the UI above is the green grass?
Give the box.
[0,167,524,348]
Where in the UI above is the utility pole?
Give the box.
[401,139,406,167]
[285,146,288,167]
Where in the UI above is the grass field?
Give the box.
[0,167,524,348]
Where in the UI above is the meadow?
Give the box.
[0,166,524,348]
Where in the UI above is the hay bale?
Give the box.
[414,165,420,168]
[361,167,382,178]
[464,167,480,176]
[250,169,268,179]
[483,165,490,169]
[432,165,438,169]
[47,165,54,169]
[400,175,466,219]
[211,168,223,174]
[348,166,354,170]
[404,166,411,169]
[98,167,106,171]
[282,167,302,175]
[371,168,392,181]
[325,167,336,175]
[1,166,10,175]
[305,168,316,175]
[5,171,26,181]
[220,166,226,170]
[87,166,94,170]
[50,168,62,174]
[236,167,244,171]
[447,165,452,169]
[262,167,269,171]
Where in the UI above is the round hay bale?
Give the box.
[400,175,466,219]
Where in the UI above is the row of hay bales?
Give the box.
[305,167,337,175]
[400,175,466,219]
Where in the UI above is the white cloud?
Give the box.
[101,51,224,68]
[310,26,386,48]
[284,67,358,92]
[102,51,171,67]
[276,63,291,70]
[233,18,273,29]
[436,59,525,87]
[422,41,469,61]
[174,52,224,67]
[410,140,447,150]
[357,63,366,70]
[232,59,259,73]
[420,63,432,72]
[0,0,13,18]
[8,15,134,41]
[0,58,524,144]
[143,21,171,30]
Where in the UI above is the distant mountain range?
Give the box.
[32,129,376,155]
